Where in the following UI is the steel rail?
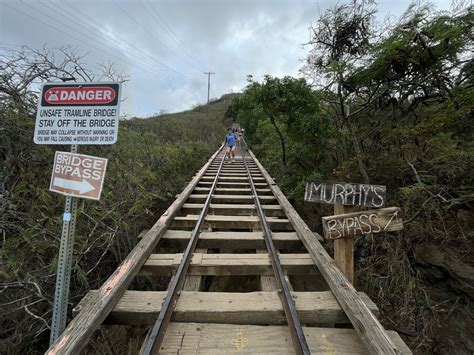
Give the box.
[240,138,311,355]
[142,148,228,354]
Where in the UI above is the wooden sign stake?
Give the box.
[333,203,354,284]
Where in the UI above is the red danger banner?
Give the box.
[44,86,116,105]
[40,83,119,107]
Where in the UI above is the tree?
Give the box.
[0,46,129,353]
[302,0,378,183]
[231,75,328,167]
[0,45,128,112]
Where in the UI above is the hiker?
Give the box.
[224,128,237,162]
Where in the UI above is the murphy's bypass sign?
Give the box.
[50,151,107,200]
[34,82,121,145]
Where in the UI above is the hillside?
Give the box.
[0,96,232,354]
[227,4,473,353]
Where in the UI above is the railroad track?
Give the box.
[47,139,411,354]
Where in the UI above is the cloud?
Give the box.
[0,0,452,116]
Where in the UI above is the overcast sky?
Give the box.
[1,0,452,117]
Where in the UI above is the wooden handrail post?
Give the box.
[333,203,354,284]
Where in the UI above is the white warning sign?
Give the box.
[34,82,122,145]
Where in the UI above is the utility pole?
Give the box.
[204,72,215,118]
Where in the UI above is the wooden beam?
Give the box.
[247,148,404,355]
[46,146,225,355]
[334,204,354,284]
[193,187,273,195]
[160,323,412,354]
[171,215,293,231]
[207,168,260,173]
[187,194,275,203]
[140,253,317,276]
[183,248,206,291]
[79,290,379,325]
[205,172,261,177]
[201,176,265,182]
[159,230,301,250]
[181,203,285,217]
[258,249,277,291]
[198,181,268,188]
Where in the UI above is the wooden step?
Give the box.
[84,290,378,325]
[158,323,412,354]
[159,230,300,249]
[199,181,268,188]
[193,187,273,195]
[171,215,292,230]
[207,171,260,175]
[201,176,265,182]
[140,253,315,276]
[210,162,256,166]
[205,172,261,177]
[187,194,276,204]
[209,165,257,169]
[181,203,285,217]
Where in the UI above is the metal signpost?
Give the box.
[34,82,121,345]
[50,145,80,343]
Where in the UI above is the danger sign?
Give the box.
[50,151,107,200]
[43,86,116,105]
[34,82,121,145]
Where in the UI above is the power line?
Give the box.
[143,0,205,71]
[0,41,22,47]
[43,0,178,81]
[16,0,162,78]
[139,0,201,72]
[1,1,172,80]
[44,0,178,80]
[111,0,189,80]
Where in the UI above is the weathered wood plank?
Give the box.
[210,162,255,166]
[334,204,354,284]
[207,168,260,173]
[181,203,285,217]
[80,290,378,325]
[205,172,262,177]
[46,146,226,355]
[183,248,206,291]
[159,230,301,249]
[304,180,386,208]
[170,215,293,231]
[258,249,278,291]
[193,187,273,195]
[187,194,275,204]
[198,181,268,188]
[159,323,412,354]
[248,148,405,355]
[140,253,317,276]
[322,207,404,240]
[201,176,265,182]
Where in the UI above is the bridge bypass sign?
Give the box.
[50,151,107,200]
[34,82,121,145]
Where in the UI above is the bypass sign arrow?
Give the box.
[53,177,95,194]
[50,151,107,200]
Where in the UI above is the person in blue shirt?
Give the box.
[224,128,237,163]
